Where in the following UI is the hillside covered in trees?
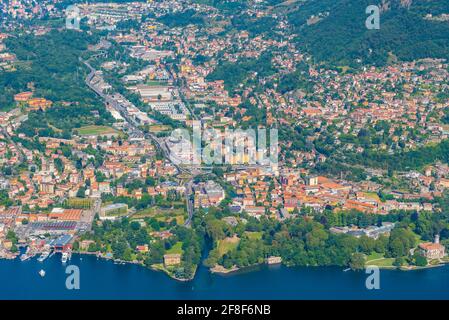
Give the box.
[1,30,113,137]
[288,0,449,67]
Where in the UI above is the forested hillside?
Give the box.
[288,0,449,67]
[0,30,113,137]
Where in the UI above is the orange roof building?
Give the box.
[419,238,445,260]
[49,208,82,221]
[27,98,52,111]
[14,91,33,102]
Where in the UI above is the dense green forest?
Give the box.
[277,61,315,94]
[192,0,248,12]
[0,30,113,136]
[228,13,278,36]
[343,139,449,172]
[289,0,449,67]
[311,136,449,181]
[157,9,205,28]
[206,52,276,93]
[2,29,99,105]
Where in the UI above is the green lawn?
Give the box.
[366,258,395,267]
[156,215,185,225]
[429,259,441,266]
[166,241,183,255]
[374,258,395,267]
[105,209,128,217]
[365,251,396,268]
[217,236,240,256]
[365,252,384,261]
[361,192,381,202]
[245,231,263,240]
[146,80,168,86]
[132,207,186,225]
[132,207,154,217]
[76,125,118,136]
[149,124,172,133]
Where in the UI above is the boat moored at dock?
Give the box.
[37,251,50,262]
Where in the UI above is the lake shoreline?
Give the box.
[74,251,193,281]
[1,254,448,299]
[9,249,449,282]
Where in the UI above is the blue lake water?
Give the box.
[1,254,448,299]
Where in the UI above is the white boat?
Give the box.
[39,269,46,277]
[343,268,351,272]
[37,251,50,262]
[20,254,30,261]
[61,252,68,264]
